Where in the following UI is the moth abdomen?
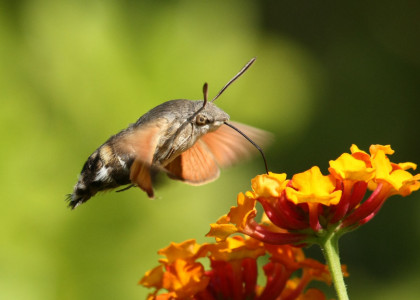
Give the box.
[67,143,134,209]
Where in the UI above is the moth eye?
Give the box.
[195,114,207,126]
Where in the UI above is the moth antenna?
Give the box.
[202,82,208,108]
[190,82,209,119]
[224,122,269,174]
[211,57,256,102]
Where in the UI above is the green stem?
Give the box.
[320,232,349,300]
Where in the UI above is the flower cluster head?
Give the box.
[208,144,420,245]
[139,237,336,300]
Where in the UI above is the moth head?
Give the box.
[192,101,229,130]
[189,57,256,129]
[192,58,270,174]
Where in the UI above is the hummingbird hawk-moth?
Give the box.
[67,58,270,209]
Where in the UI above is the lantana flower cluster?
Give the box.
[207,145,420,245]
[140,236,338,300]
[140,144,419,299]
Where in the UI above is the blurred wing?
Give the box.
[200,121,272,167]
[130,160,154,197]
[165,140,220,185]
[118,124,163,197]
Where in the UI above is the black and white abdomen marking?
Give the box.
[67,144,134,209]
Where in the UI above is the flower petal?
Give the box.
[158,239,205,264]
[369,144,394,156]
[229,192,257,229]
[162,259,209,298]
[251,172,288,198]
[286,166,342,206]
[207,222,239,241]
[139,265,164,288]
[329,153,375,182]
[207,236,265,261]
[371,149,420,196]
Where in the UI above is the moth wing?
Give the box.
[129,160,155,197]
[118,122,164,197]
[200,121,272,168]
[165,140,220,185]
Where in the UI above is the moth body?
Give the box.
[68,99,231,208]
[68,58,271,209]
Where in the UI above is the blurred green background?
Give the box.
[1,0,419,299]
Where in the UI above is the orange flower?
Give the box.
[139,240,209,299]
[205,236,265,262]
[157,239,206,264]
[161,259,209,298]
[208,192,307,244]
[140,237,331,300]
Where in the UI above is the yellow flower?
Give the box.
[369,144,394,155]
[329,153,375,182]
[286,166,342,206]
[251,172,288,198]
[209,144,420,243]
[370,147,420,196]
